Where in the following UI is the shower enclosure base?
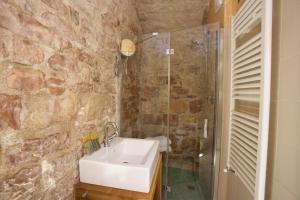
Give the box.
[163,167,206,200]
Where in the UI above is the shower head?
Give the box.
[136,32,159,45]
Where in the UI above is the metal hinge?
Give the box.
[166,49,174,55]
[163,185,172,192]
[224,165,236,174]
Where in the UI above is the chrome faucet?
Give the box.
[104,122,119,147]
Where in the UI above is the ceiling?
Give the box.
[133,0,210,33]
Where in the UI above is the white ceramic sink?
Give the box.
[79,137,160,192]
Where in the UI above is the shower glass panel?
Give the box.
[137,32,170,141]
[167,25,220,200]
[120,24,220,200]
[133,32,171,198]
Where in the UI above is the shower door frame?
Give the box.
[163,23,223,200]
[211,26,223,200]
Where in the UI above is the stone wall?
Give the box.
[134,0,209,33]
[0,0,141,199]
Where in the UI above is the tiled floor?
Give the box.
[164,167,206,200]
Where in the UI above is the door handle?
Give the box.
[204,119,208,139]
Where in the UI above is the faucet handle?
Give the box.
[104,122,120,147]
[108,131,119,142]
[105,122,119,132]
[105,121,118,128]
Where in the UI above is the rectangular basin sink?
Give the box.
[79,137,160,192]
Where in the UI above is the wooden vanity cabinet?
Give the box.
[74,154,162,200]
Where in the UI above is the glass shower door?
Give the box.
[197,25,220,200]
[120,24,221,200]
[166,24,220,200]
[133,32,171,200]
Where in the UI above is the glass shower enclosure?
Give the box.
[167,25,220,200]
[121,24,221,200]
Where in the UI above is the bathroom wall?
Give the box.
[134,0,209,33]
[267,0,300,199]
[0,0,141,199]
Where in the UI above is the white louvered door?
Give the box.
[227,0,273,199]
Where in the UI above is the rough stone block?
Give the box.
[0,94,22,130]
[23,95,52,129]
[5,132,70,166]
[41,11,79,43]
[180,115,197,125]
[46,77,65,86]
[48,53,65,69]
[181,137,196,149]
[23,92,76,129]
[6,66,45,92]
[52,92,77,121]
[163,114,179,127]
[170,100,187,114]
[42,170,77,200]
[0,28,13,60]
[86,94,115,121]
[41,0,69,17]
[0,165,41,199]
[46,77,65,95]
[78,50,97,67]
[48,87,65,95]
[70,82,93,93]
[143,86,159,98]
[172,87,189,95]
[13,36,44,65]
[189,99,204,113]
[69,6,80,26]
[0,2,61,49]
[143,114,162,125]
[48,52,78,72]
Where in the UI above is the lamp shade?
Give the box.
[120,39,136,57]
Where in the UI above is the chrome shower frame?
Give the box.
[211,26,223,200]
